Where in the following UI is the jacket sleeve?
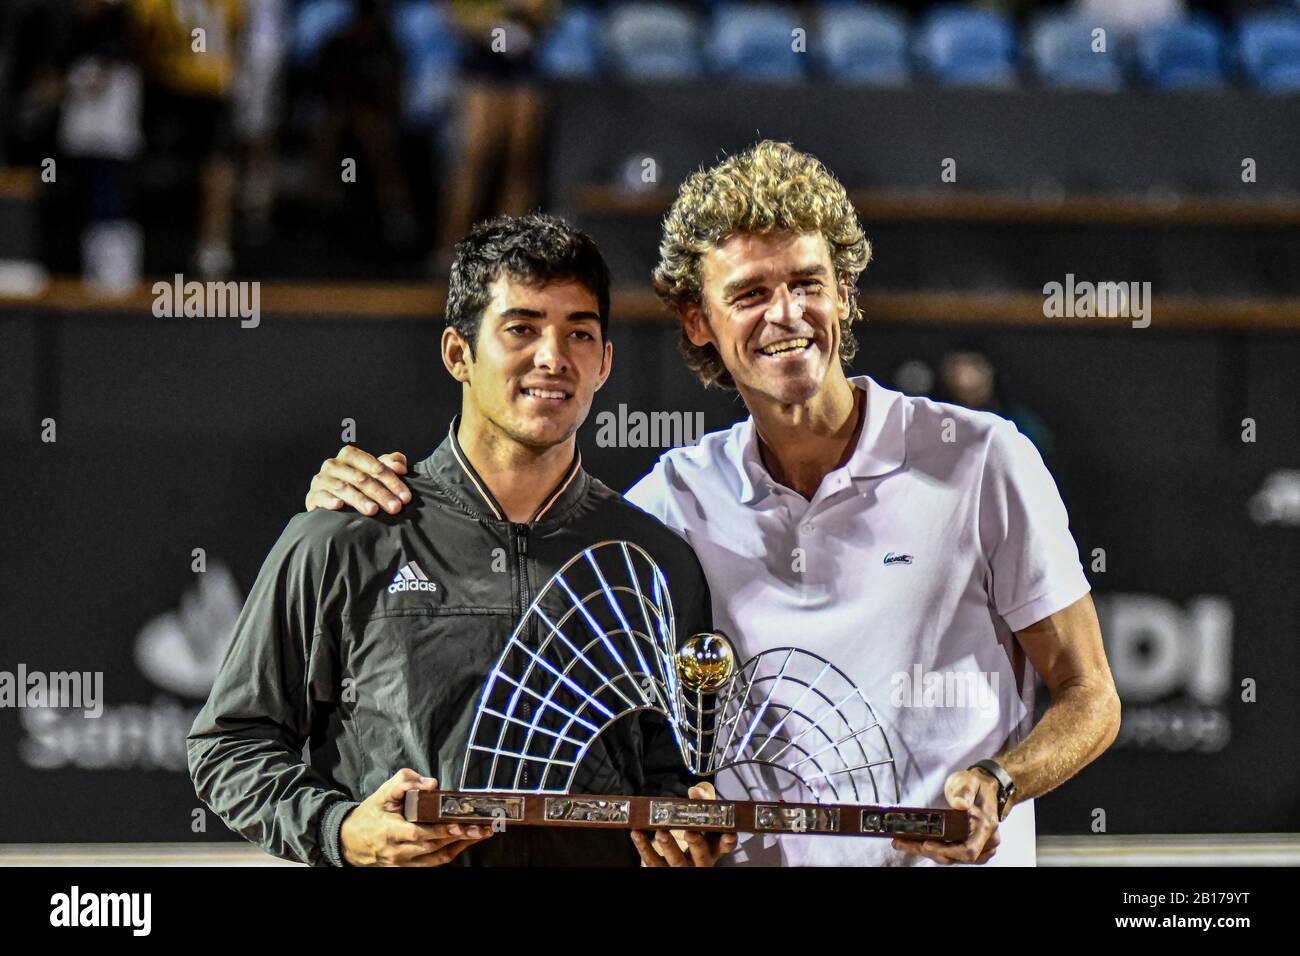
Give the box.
[187,513,358,866]
[639,545,716,797]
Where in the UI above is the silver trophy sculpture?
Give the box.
[404,541,967,841]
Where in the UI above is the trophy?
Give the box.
[405,540,968,842]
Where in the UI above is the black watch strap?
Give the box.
[968,758,1016,821]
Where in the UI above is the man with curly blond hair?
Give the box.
[307,141,1120,868]
[653,140,872,392]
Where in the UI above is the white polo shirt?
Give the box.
[625,375,1091,866]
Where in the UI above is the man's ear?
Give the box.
[837,277,852,322]
[594,338,614,392]
[682,301,714,348]
[442,327,472,383]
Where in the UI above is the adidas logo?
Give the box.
[388,561,438,594]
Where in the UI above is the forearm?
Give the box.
[187,733,357,866]
[995,681,1120,806]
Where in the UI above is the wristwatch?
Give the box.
[968,758,1016,821]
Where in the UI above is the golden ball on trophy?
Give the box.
[675,632,736,692]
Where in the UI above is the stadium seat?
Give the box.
[539,6,603,79]
[292,0,354,66]
[1237,12,1300,92]
[1030,13,1125,90]
[392,1,461,125]
[817,3,910,85]
[605,3,706,80]
[1135,15,1226,89]
[708,3,805,81]
[914,5,1017,88]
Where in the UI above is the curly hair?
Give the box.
[652,141,872,389]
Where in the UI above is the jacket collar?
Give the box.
[418,415,587,524]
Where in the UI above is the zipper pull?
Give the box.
[515,523,528,555]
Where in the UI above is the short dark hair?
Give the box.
[446,214,611,352]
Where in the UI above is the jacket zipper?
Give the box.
[513,523,532,788]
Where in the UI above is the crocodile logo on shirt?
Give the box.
[883,552,914,566]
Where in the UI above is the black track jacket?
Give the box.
[187,420,714,866]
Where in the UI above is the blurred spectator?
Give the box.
[311,0,418,249]
[433,0,556,273]
[58,0,146,293]
[132,0,243,277]
[4,3,58,163]
[232,0,289,247]
[938,348,1055,457]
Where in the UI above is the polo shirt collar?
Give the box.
[736,375,907,504]
[844,374,908,479]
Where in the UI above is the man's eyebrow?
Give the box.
[721,273,768,299]
[498,307,600,323]
[721,264,829,299]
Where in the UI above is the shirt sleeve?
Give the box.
[624,460,671,523]
[186,514,358,866]
[978,419,1091,633]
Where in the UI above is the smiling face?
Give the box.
[445,275,613,450]
[684,231,851,407]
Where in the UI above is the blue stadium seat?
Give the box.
[292,0,354,67]
[708,3,805,81]
[605,3,705,80]
[914,5,1016,88]
[392,1,461,125]
[1135,15,1226,89]
[539,6,603,79]
[817,3,909,85]
[1029,12,1124,90]
[1237,12,1300,91]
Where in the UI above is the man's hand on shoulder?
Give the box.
[630,782,737,868]
[340,769,494,867]
[306,446,411,516]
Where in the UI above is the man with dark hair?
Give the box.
[446,213,610,351]
[188,214,732,867]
